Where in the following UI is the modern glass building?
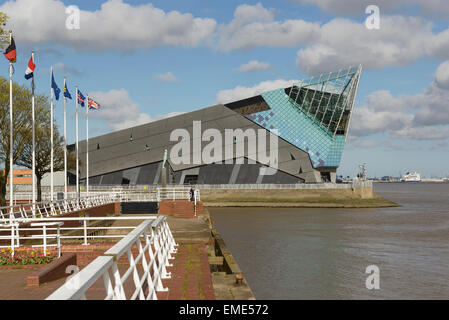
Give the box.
[70,65,362,185]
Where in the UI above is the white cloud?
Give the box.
[294,0,449,17]
[361,90,421,112]
[434,60,449,89]
[152,72,179,83]
[392,126,449,140]
[412,83,449,126]
[1,0,217,51]
[296,16,434,74]
[234,60,272,73]
[88,88,183,131]
[53,62,82,76]
[217,3,320,51]
[350,106,414,137]
[216,4,447,74]
[350,61,449,140]
[215,79,298,104]
[3,0,449,76]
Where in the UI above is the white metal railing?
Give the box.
[8,192,120,202]
[155,188,199,202]
[0,216,158,253]
[0,194,119,222]
[46,216,177,300]
[193,181,372,189]
[1,188,200,223]
[8,188,199,205]
[8,181,372,194]
[29,222,64,258]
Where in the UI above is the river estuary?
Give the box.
[208,183,449,299]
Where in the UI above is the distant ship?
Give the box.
[401,172,421,182]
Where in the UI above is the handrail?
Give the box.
[0,216,158,254]
[1,188,201,223]
[47,256,114,300]
[0,194,119,222]
[46,216,177,300]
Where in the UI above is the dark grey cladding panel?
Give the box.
[199,105,235,121]
[136,162,160,185]
[261,167,304,184]
[299,171,320,182]
[74,103,316,180]
[173,170,183,184]
[89,175,101,185]
[214,115,251,131]
[278,160,301,174]
[171,160,303,185]
[234,163,261,184]
[197,163,235,184]
[123,167,141,185]
[101,170,123,185]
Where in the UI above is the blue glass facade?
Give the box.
[246,88,347,168]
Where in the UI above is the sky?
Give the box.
[0,0,449,178]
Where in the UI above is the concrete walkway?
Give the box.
[159,243,215,300]
[0,210,253,300]
[0,266,67,300]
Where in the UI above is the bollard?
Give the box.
[235,274,244,286]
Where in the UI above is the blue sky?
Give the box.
[1,0,449,178]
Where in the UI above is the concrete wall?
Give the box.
[200,182,374,203]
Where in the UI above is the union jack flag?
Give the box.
[78,90,86,107]
[88,98,100,110]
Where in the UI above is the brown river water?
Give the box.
[208,183,449,299]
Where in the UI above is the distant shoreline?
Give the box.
[201,188,400,208]
[204,199,399,208]
[374,181,449,183]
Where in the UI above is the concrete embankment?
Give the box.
[199,182,399,208]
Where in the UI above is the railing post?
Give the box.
[83,220,88,246]
[10,224,15,257]
[43,225,47,256]
[32,202,36,219]
[15,224,20,248]
[57,224,61,258]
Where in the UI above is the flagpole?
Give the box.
[86,95,89,197]
[31,51,36,212]
[50,66,54,202]
[8,31,13,210]
[63,77,67,200]
[75,87,79,200]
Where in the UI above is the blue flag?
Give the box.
[64,81,72,100]
[51,70,61,101]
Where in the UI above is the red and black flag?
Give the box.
[3,36,17,63]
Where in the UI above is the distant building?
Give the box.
[3,169,66,187]
[4,169,32,185]
[70,66,362,185]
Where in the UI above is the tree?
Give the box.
[16,98,76,202]
[0,77,34,206]
[0,75,74,204]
